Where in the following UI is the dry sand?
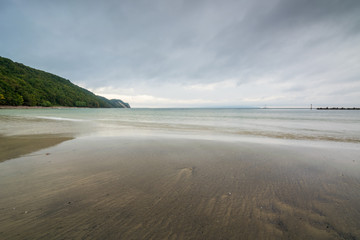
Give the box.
[0,136,359,239]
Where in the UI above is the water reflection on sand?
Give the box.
[0,136,359,239]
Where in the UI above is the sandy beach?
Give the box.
[0,106,82,109]
[0,135,359,239]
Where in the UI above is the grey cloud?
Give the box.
[1,0,360,106]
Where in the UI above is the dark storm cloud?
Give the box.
[205,0,360,80]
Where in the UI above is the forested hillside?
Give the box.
[0,56,130,108]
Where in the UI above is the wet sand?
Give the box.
[0,136,359,239]
[0,134,73,162]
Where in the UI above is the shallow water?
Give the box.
[1,108,360,145]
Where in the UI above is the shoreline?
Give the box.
[0,105,86,109]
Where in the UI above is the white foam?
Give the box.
[36,116,85,122]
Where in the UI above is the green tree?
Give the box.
[41,100,52,107]
[75,101,87,107]
[0,56,130,108]
[0,93,5,104]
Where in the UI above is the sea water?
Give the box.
[1,108,359,147]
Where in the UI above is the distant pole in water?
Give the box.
[311,104,312,110]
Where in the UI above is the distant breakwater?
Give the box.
[317,107,360,110]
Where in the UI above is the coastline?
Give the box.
[0,105,84,109]
[0,136,359,239]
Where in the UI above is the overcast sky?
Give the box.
[1,0,360,107]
